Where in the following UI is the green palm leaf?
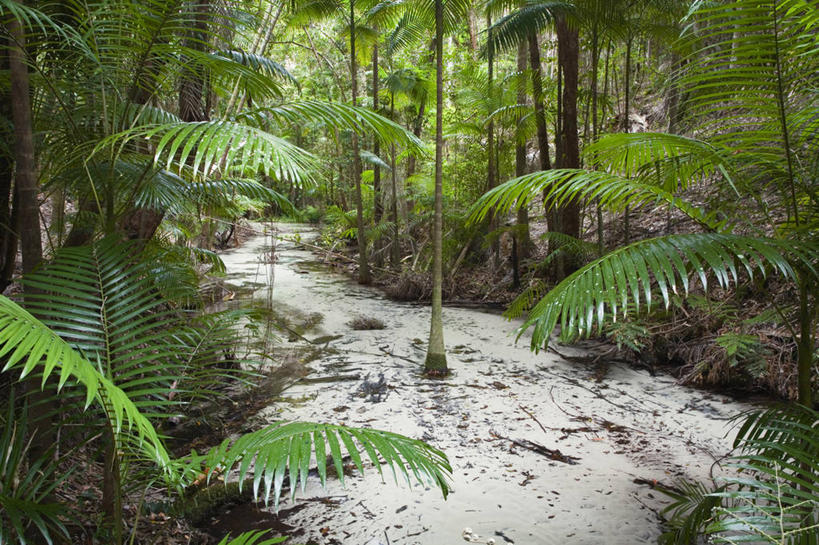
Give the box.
[200,421,451,510]
[516,234,817,349]
[584,132,737,193]
[95,120,318,183]
[485,1,572,54]
[216,531,286,545]
[237,100,426,154]
[678,0,819,215]
[706,405,819,544]
[0,295,169,466]
[468,169,724,231]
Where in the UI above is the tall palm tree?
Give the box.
[425,0,448,373]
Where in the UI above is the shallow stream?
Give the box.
[216,223,754,545]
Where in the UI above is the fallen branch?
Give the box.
[491,430,580,465]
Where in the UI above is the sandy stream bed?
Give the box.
[214,223,754,545]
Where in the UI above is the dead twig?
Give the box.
[491,430,580,465]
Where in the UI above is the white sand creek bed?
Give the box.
[215,223,755,545]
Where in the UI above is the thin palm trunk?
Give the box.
[797,278,815,406]
[0,51,16,292]
[372,45,382,224]
[487,14,498,267]
[349,0,371,284]
[515,40,531,260]
[425,0,446,373]
[590,22,604,253]
[623,35,633,244]
[528,32,551,171]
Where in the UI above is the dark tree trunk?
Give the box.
[554,17,581,277]
[0,50,17,292]
[9,12,60,515]
[405,101,426,178]
[9,19,42,282]
[528,32,551,171]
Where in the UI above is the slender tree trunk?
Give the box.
[406,102,426,178]
[390,94,400,269]
[590,22,604,254]
[528,32,551,172]
[102,429,123,545]
[515,40,531,260]
[372,44,382,224]
[425,0,446,374]
[350,0,371,284]
[797,278,815,407]
[623,35,633,244]
[467,9,478,55]
[487,14,498,267]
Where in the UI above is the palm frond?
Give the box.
[95,120,317,184]
[0,295,169,465]
[468,169,724,231]
[678,0,819,212]
[486,2,572,54]
[236,101,426,155]
[707,405,819,544]
[201,421,452,510]
[658,479,724,545]
[216,531,286,545]
[584,132,737,194]
[504,279,548,320]
[517,234,818,349]
[217,50,299,88]
[21,239,189,417]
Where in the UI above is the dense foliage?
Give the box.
[0,0,816,542]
